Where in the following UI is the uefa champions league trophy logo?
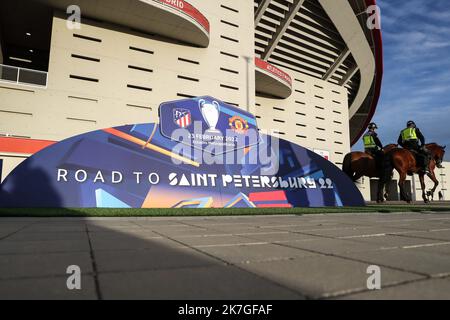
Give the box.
[199,99,221,134]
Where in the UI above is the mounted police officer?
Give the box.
[397,120,430,174]
[363,122,384,170]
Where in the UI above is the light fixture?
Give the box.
[26,32,31,36]
[29,49,34,53]
[9,56,32,63]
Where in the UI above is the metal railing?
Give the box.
[0,64,48,88]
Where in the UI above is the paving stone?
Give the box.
[173,235,262,247]
[89,233,181,251]
[238,255,423,299]
[279,237,384,255]
[95,246,220,272]
[0,276,97,300]
[0,252,93,280]
[99,265,304,300]
[5,232,88,242]
[339,278,450,300]
[197,243,318,264]
[345,235,449,248]
[0,239,91,255]
[339,248,450,276]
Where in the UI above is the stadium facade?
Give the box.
[0,0,448,201]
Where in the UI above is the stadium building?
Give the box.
[0,0,448,201]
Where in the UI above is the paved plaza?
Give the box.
[1,212,450,299]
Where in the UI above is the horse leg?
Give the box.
[376,179,385,203]
[427,170,439,200]
[418,173,428,203]
[398,172,411,203]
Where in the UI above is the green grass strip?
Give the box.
[0,205,449,217]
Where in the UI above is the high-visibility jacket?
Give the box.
[363,133,377,149]
[401,128,418,143]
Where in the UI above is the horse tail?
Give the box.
[342,153,354,180]
[382,150,394,183]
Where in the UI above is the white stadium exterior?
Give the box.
[0,0,448,201]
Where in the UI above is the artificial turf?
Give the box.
[0,204,449,217]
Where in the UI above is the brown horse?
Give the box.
[382,143,446,203]
[342,144,398,202]
[342,144,398,181]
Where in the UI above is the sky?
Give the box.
[352,0,450,160]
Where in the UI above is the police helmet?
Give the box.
[368,123,378,130]
[407,120,416,127]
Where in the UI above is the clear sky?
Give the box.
[352,0,450,160]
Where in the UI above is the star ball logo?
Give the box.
[229,115,249,134]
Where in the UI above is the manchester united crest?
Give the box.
[228,115,249,134]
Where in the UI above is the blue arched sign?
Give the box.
[0,97,364,208]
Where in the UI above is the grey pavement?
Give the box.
[1,212,450,299]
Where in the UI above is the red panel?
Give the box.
[155,0,210,32]
[255,57,293,87]
[0,137,56,154]
[351,0,384,145]
[256,203,293,208]
[249,190,288,202]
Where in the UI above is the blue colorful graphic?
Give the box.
[160,96,260,155]
[0,97,365,209]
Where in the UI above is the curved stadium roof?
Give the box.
[253,0,383,145]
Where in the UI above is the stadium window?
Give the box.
[332,100,341,104]
[178,57,199,65]
[221,35,239,43]
[296,135,306,139]
[296,123,306,127]
[68,95,98,103]
[296,112,306,116]
[316,116,325,120]
[295,101,305,105]
[295,90,305,94]
[220,4,239,13]
[66,117,97,124]
[220,67,239,74]
[317,138,326,142]
[314,85,323,89]
[129,65,153,73]
[332,90,340,94]
[70,75,99,83]
[178,75,199,82]
[315,106,324,110]
[273,119,285,123]
[273,107,285,111]
[73,34,102,42]
[220,84,239,91]
[333,110,342,114]
[224,101,239,106]
[295,79,305,83]
[177,93,195,98]
[220,51,239,59]
[129,46,154,55]
[221,20,239,28]
[315,95,324,100]
[316,127,325,131]
[71,54,100,62]
[127,84,152,92]
[126,104,152,110]
[334,120,342,124]
[335,141,343,145]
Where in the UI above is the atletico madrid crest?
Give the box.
[173,108,192,128]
